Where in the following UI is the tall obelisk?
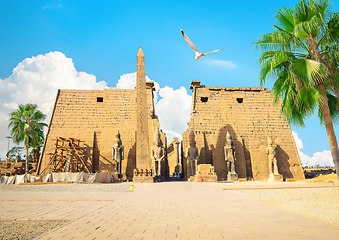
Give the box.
[134,47,152,182]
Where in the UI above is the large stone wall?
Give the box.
[37,85,166,180]
[182,81,304,181]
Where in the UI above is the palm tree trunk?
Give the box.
[309,36,339,178]
[26,137,29,174]
[32,146,41,164]
[318,82,339,179]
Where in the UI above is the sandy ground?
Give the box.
[311,174,338,181]
[305,173,339,182]
[230,187,339,226]
[0,220,69,240]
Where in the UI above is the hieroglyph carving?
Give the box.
[133,168,152,177]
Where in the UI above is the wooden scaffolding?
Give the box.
[40,137,90,174]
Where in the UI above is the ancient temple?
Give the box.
[182,81,305,181]
[37,48,167,181]
[37,50,305,183]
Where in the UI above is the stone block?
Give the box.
[133,176,154,183]
[268,173,284,182]
[227,172,238,181]
[133,168,154,183]
[192,164,218,182]
[197,164,214,175]
[194,174,218,182]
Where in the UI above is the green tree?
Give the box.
[6,146,25,161]
[29,125,45,163]
[253,0,339,178]
[8,103,48,174]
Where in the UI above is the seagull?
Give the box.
[181,29,224,60]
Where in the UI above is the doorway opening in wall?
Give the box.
[237,98,243,103]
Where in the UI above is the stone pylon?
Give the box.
[133,47,153,182]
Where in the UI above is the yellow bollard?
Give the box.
[130,185,134,192]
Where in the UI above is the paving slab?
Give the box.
[1,182,339,239]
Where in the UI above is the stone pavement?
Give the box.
[1,182,339,239]
[216,180,339,190]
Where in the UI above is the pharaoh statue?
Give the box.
[266,135,279,175]
[186,130,199,178]
[224,131,236,174]
[224,131,238,181]
[151,127,165,177]
[112,131,124,177]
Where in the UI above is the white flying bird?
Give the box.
[181,29,224,60]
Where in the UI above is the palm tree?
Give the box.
[253,0,339,178]
[8,104,48,174]
[29,124,45,163]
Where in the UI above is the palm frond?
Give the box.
[290,58,328,86]
[320,12,339,46]
[7,103,47,147]
[275,7,295,34]
[255,0,339,130]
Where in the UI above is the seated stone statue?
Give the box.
[112,131,124,177]
[186,130,199,178]
[151,127,165,177]
[224,131,236,174]
[266,135,279,175]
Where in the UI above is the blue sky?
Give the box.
[0,0,338,166]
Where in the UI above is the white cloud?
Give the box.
[155,86,191,142]
[115,73,136,89]
[0,52,191,160]
[291,131,303,150]
[292,131,334,167]
[3,102,18,110]
[3,52,107,117]
[0,51,192,160]
[162,130,183,143]
[114,72,160,103]
[153,82,160,103]
[114,72,191,142]
[0,51,107,159]
[207,59,237,69]
[299,150,333,168]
